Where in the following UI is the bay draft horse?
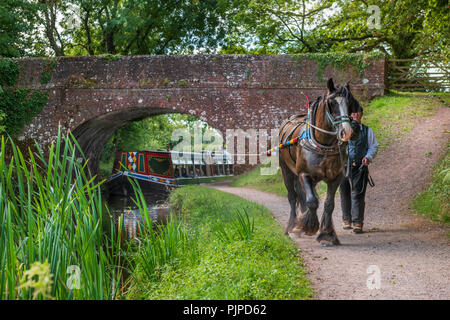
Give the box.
[279,78,361,246]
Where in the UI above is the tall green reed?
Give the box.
[0,129,125,299]
[212,209,255,244]
[126,179,197,280]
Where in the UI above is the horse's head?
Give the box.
[324,78,361,143]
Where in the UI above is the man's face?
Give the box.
[351,111,363,124]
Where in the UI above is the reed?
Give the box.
[127,179,194,280]
[212,208,255,243]
[0,130,125,300]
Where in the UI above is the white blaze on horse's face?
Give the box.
[334,96,352,142]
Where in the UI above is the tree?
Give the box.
[33,0,240,56]
[222,0,331,54]
[310,0,449,59]
[0,0,39,57]
[222,0,449,60]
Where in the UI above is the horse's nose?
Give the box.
[339,126,352,142]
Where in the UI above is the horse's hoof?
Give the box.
[285,222,296,234]
[317,232,340,246]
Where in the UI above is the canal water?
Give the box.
[105,190,172,239]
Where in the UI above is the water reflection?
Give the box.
[106,191,171,239]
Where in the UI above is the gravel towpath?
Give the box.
[209,106,450,299]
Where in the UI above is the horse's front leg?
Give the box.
[293,173,320,235]
[280,159,298,235]
[317,178,341,245]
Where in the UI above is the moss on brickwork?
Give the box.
[0,58,49,136]
[99,53,122,62]
[41,57,58,84]
[68,74,99,88]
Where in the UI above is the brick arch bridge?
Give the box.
[16,55,386,174]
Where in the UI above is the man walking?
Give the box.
[340,107,378,233]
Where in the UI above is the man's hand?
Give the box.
[362,157,371,166]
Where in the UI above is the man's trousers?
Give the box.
[339,165,369,224]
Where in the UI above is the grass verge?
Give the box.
[363,91,448,151]
[412,146,449,225]
[230,165,289,197]
[230,165,326,198]
[127,186,313,300]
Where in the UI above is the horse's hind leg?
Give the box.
[280,160,298,235]
[317,179,341,245]
[295,174,320,236]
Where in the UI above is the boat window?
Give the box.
[214,164,219,176]
[201,164,207,176]
[188,164,194,177]
[181,165,189,178]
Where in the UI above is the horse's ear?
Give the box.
[327,78,336,93]
[345,82,350,89]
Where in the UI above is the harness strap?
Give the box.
[285,122,303,162]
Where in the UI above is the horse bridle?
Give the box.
[307,94,352,138]
[324,93,352,135]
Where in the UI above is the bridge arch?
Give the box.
[71,107,212,175]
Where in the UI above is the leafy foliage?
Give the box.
[32,0,240,56]
[40,57,58,84]
[0,0,39,57]
[1,0,448,61]
[222,0,449,60]
[309,0,449,60]
[0,59,49,136]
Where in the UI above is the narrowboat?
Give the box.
[106,150,233,195]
